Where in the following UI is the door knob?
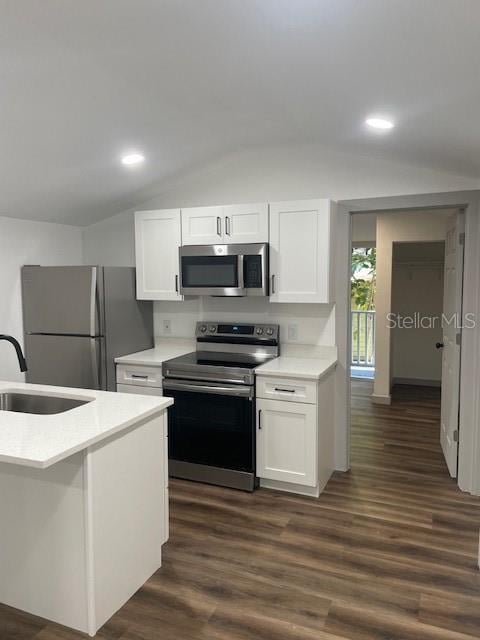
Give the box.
[435,342,444,349]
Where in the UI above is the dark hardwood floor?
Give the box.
[4,381,480,639]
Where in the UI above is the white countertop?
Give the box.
[115,339,194,366]
[0,381,173,469]
[255,355,337,380]
[115,339,337,380]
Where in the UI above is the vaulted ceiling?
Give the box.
[2,0,480,225]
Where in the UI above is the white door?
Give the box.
[135,209,182,300]
[440,212,465,477]
[181,206,224,245]
[223,203,269,244]
[269,199,334,303]
[256,398,317,486]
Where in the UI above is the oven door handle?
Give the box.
[163,370,251,385]
[163,379,253,398]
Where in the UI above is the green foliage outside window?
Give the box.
[351,248,376,310]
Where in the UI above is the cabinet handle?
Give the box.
[217,216,222,236]
[131,374,148,380]
[258,409,262,430]
[225,216,230,235]
[271,274,275,294]
[175,274,179,292]
[274,387,295,393]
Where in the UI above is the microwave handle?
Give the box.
[237,254,245,291]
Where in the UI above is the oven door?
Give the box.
[163,379,255,478]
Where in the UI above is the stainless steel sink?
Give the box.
[0,392,91,415]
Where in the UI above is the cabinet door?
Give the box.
[256,398,317,486]
[135,209,182,300]
[117,384,164,396]
[269,199,334,303]
[223,203,269,244]
[181,206,224,245]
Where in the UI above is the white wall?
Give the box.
[391,245,444,384]
[82,144,477,345]
[83,144,478,263]
[154,298,334,346]
[83,209,135,267]
[0,217,83,382]
[81,151,480,487]
[373,210,451,402]
[351,213,377,245]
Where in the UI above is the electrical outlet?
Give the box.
[287,323,299,341]
[163,319,172,334]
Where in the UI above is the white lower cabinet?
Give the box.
[256,371,334,496]
[116,364,163,391]
[117,383,163,396]
[256,399,317,486]
[116,364,168,541]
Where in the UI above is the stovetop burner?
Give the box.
[168,351,270,370]
[162,321,280,385]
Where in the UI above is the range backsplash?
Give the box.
[153,297,335,346]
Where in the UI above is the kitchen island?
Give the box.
[0,381,172,636]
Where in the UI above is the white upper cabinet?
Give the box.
[134,200,334,302]
[222,203,269,244]
[135,209,182,300]
[269,199,335,303]
[182,204,268,245]
[181,206,224,245]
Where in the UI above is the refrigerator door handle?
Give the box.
[90,338,100,390]
[90,267,97,337]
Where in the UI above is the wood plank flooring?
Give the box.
[4,381,480,639]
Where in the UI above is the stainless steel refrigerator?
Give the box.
[22,266,153,391]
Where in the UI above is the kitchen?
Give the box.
[2,3,480,639]
[0,200,337,635]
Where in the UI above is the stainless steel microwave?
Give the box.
[179,243,268,297]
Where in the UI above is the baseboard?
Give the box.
[259,478,320,498]
[393,377,441,388]
[371,393,391,405]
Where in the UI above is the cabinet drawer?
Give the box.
[256,376,317,404]
[116,364,163,388]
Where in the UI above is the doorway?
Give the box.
[349,207,464,479]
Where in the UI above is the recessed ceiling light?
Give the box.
[121,152,145,166]
[365,117,395,130]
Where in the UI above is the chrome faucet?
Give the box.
[0,335,27,372]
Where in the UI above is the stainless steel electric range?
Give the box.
[162,321,280,491]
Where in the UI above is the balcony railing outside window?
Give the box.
[351,310,375,366]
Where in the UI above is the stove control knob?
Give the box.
[266,327,274,336]
[199,325,207,333]
[209,325,217,333]
[256,327,264,335]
